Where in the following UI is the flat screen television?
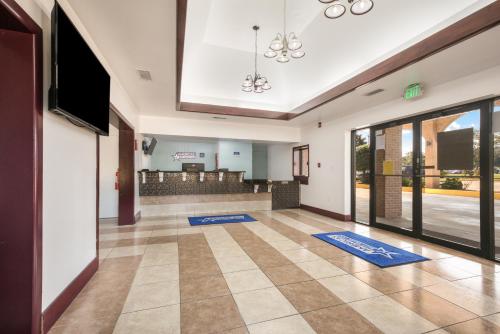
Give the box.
[49,3,110,135]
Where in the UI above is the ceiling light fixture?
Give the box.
[320,0,374,19]
[265,0,305,63]
[242,25,271,93]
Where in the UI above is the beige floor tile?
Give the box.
[414,260,478,281]
[216,255,258,273]
[134,264,179,285]
[318,274,382,302]
[278,280,344,313]
[233,287,298,325]
[210,246,247,259]
[122,280,180,313]
[442,318,500,334]
[140,249,178,267]
[302,304,383,334]
[281,248,322,263]
[177,227,202,235]
[425,281,500,316]
[145,242,178,252]
[224,269,274,293]
[454,276,500,299]
[388,289,477,328]
[263,264,312,286]
[327,254,378,273]
[107,245,147,259]
[354,270,417,294]
[99,248,113,260]
[180,295,244,334]
[384,265,448,287]
[151,229,178,237]
[247,315,315,334]
[350,295,438,334]
[296,259,346,279]
[113,304,180,334]
[180,274,230,302]
[267,239,304,251]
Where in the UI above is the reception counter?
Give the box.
[138,171,299,217]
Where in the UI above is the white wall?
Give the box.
[150,139,218,171]
[140,115,301,143]
[252,144,268,180]
[218,141,253,179]
[267,144,295,181]
[14,0,139,311]
[99,124,119,218]
[299,65,500,215]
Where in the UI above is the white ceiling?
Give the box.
[181,0,496,112]
[66,0,499,125]
[66,0,177,116]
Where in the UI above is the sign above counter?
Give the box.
[172,152,197,161]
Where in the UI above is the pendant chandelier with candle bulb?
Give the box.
[264,0,305,63]
[241,25,271,93]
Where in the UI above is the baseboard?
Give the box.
[135,210,141,222]
[42,257,98,333]
[300,204,352,222]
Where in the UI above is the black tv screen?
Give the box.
[49,3,110,135]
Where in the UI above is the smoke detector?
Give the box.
[137,70,152,81]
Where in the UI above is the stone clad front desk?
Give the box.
[138,171,299,217]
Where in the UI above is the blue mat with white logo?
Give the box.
[188,214,256,226]
[312,231,428,268]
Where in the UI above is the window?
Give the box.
[293,145,309,184]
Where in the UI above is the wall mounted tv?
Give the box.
[49,3,110,135]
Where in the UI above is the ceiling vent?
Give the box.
[137,70,152,81]
[364,88,384,96]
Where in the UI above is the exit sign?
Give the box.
[404,83,423,100]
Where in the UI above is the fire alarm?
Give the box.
[318,122,322,128]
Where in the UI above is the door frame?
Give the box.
[351,98,496,260]
[0,0,43,332]
[110,104,136,226]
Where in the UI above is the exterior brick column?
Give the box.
[375,126,403,219]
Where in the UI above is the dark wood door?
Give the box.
[0,28,41,333]
[118,121,135,225]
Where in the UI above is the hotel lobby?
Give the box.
[2,0,500,333]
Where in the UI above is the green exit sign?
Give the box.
[404,83,423,100]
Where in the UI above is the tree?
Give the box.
[355,134,367,147]
[356,144,370,183]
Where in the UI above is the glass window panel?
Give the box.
[301,149,309,177]
[494,99,500,259]
[354,129,370,224]
[374,123,413,231]
[421,110,481,248]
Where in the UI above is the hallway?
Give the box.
[50,210,500,333]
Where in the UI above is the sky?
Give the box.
[401,110,480,155]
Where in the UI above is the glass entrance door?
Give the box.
[373,122,414,232]
[419,109,482,249]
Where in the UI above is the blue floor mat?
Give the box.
[313,231,429,268]
[188,214,256,226]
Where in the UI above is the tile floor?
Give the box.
[49,209,500,333]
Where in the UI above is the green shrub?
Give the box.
[360,174,370,184]
[440,178,463,190]
[402,177,412,187]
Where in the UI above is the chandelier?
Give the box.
[319,0,374,19]
[242,26,271,93]
[264,0,305,63]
